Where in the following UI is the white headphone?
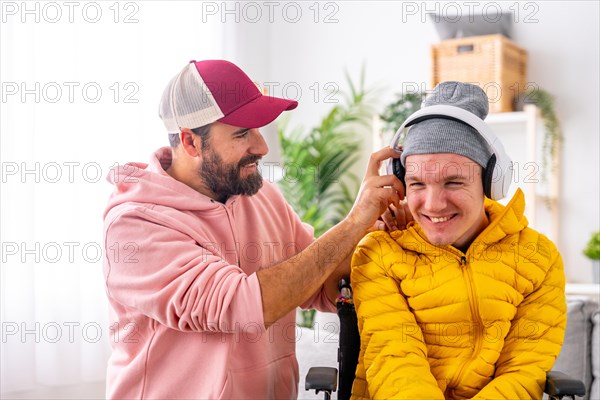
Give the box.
[386,104,513,200]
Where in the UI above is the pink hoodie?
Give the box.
[103,147,335,399]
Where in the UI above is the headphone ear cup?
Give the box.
[482,154,497,199]
[392,157,406,187]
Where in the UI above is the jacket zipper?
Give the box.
[447,255,484,394]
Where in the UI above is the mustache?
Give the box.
[237,155,262,169]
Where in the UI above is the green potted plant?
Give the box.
[378,91,425,145]
[583,231,600,284]
[277,68,375,327]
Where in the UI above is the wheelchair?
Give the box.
[305,279,586,400]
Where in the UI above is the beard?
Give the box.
[199,148,263,199]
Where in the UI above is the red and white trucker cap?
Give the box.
[159,60,298,133]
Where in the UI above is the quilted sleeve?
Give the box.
[473,239,567,399]
[350,232,445,400]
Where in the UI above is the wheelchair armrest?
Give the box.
[545,370,586,398]
[305,367,338,393]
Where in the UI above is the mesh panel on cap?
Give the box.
[158,63,224,133]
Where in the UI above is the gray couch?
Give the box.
[553,299,600,400]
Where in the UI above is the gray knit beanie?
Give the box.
[400,81,492,168]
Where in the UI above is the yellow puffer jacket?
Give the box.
[350,189,566,400]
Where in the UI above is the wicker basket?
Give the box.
[431,34,528,113]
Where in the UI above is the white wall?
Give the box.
[229,0,599,282]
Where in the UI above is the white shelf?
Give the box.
[566,283,600,303]
[485,111,529,124]
[485,105,560,244]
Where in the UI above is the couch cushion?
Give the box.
[553,299,598,400]
[591,309,599,400]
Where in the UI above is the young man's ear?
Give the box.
[179,128,201,157]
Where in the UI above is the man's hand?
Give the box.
[346,147,405,234]
[373,199,414,232]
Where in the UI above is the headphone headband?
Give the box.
[388,104,513,200]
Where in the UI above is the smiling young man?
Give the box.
[403,152,489,253]
[102,60,405,399]
[350,81,567,400]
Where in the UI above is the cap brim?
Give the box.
[218,95,298,129]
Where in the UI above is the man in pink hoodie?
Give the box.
[103,59,404,399]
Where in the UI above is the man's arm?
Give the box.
[316,194,414,307]
[104,211,267,333]
[257,147,404,327]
